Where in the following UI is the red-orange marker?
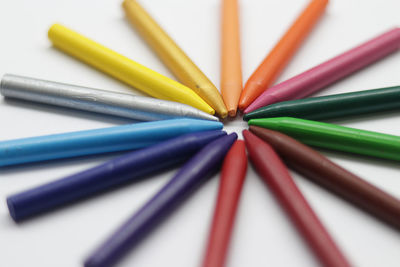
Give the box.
[239,0,328,110]
[202,140,247,267]
[243,130,351,267]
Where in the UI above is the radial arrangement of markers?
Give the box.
[2,0,400,267]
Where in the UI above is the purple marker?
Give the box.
[7,130,226,222]
[84,133,238,267]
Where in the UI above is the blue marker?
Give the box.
[0,119,223,166]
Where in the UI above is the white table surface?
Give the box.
[1,0,400,266]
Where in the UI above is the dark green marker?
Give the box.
[248,117,400,161]
[244,86,400,121]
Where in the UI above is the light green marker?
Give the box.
[248,117,400,161]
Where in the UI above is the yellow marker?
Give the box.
[123,0,228,118]
[48,24,214,115]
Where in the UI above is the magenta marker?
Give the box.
[245,27,400,113]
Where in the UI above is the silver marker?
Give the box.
[0,74,218,122]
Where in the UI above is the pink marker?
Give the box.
[245,27,400,113]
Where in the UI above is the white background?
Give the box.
[0,0,400,266]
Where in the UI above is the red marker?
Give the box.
[243,130,350,267]
[202,140,247,267]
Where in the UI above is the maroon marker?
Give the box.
[250,125,400,229]
[244,130,351,267]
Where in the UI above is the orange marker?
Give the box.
[221,0,243,117]
[238,0,328,110]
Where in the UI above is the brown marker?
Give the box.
[249,125,400,230]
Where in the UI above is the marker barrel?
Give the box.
[244,85,400,121]
[244,130,350,267]
[122,0,227,117]
[221,0,243,117]
[249,117,400,161]
[239,0,328,110]
[84,133,237,267]
[7,131,225,222]
[202,140,247,267]
[0,118,222,166]
[0,74,218,122]
[48,24,214,114]
[250,126,400,229]
[246,27,400,113]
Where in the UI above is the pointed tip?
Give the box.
[248,125,270,138]
[197,100,215,115]
[204,121,224,130]
[243,105,253,114]
[205,132,238,158]
[207,132,237,151]
[235,139,245,145]
[198,113,220,122]
[238,97,250,111]
[207,107,216,115]
[239,80,264,111]
[184,104,219,121]
[219,112,228,119]
[216,106,228,119]
[183,118,223,131]
[238,101,247,111]
[248,118,266,127]
[192,130,227,147]
[247,119,256,126]
[209,101,227,118]
[227,132,239,140]
[242,129,251,139]
[243,113,250,121]
[248,126,289,148]
[194,129,227,137]
[242,130,259,149]
[248,125,261,133]
[243,130,267,154]
[210,115,220,122]
[228,109,237,117]
[243,106,251,114]
[245,94,280,114]
[201,87,228,118]
[243,106,267,121]
[239,94,256,112]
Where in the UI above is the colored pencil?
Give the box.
[243,130,350,267]
[221,0,243,117]
[244,85,400,121]
[0,118,222,166]
[7,130,225,222]
[84,133,237,267]
[239,0,328,110]
[245,27,400,113]
[122,0,227,118]
[250,126,400,229]
[48,24,214,114]
[248,117,400,161]
[0,74,218,122]
[202,140,247,267]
